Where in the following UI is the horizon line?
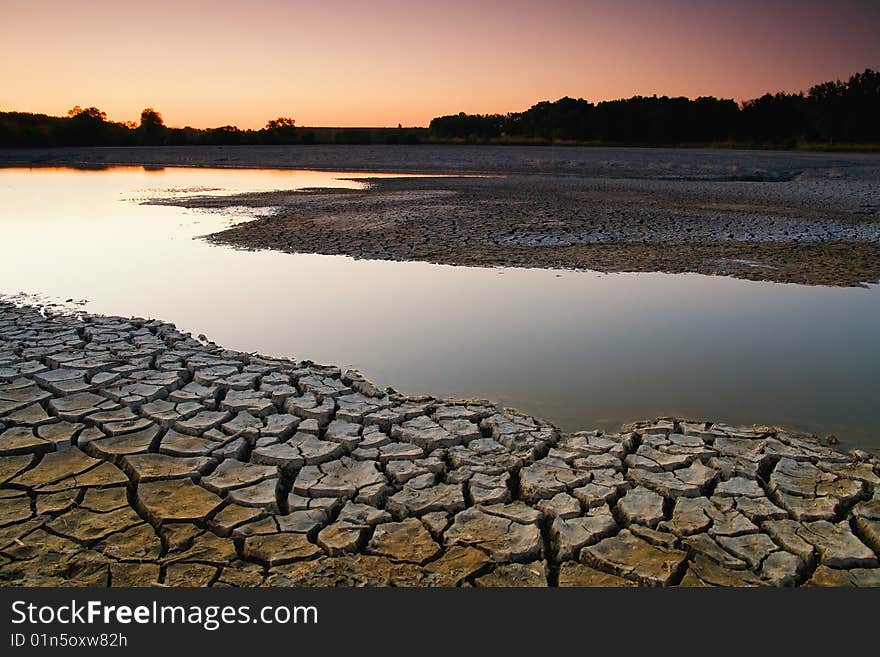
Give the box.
[5,67,876,132]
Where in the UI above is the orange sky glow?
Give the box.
[2,0,879,129]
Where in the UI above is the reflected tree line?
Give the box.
[1,69,877,148]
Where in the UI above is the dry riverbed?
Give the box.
[5,145,880,285]
[1,301,879,587]
[156,172,880,286]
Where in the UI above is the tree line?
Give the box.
[0,108,423,147]
[1,69,877,148]
[429,69,880,146]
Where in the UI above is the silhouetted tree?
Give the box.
[429,112,504,139]
[203,125,243,145]
[739,93,810,145]
[63,106,113,145]
[67,106,107,121]
[138,108,166,145]
[506,97,595,141]
[263,117,297,144]
[265,117,295,129]
[808,69,880,144]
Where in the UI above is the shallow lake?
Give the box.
[1,165,878,450]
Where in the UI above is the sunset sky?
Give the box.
[2,0,879,128]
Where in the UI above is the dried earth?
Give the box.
[4,145,880,286]
[1,300,878,587]
[155,172,880,286]
[183,176,880,285]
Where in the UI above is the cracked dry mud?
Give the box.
[159,174,880,287]
[1,300,879,587]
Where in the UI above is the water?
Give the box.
[1,165,878,450]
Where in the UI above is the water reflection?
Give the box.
[1,166,878,450]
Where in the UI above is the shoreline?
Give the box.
[4,143,880,177]
[1,301,878,587]
[182,173,880,287]
[5,145,875,286]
